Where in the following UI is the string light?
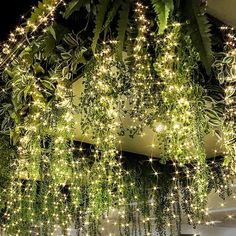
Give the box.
[216,26,236,173]
[0,1,235,235]
[0,0,65,68]
[128,2,157,137]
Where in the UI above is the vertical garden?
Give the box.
[0,0,235,235]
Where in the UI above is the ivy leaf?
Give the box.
[180,0,213,75]
[116,0,131,60]
[92,0,110,53]
[63,0,90,19]
[151,0,174,34]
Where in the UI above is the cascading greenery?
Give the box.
[127,2,159,138]
[0,0,235,235]
[0,54,76,235]
[153,23,209,219]
[80,44,127,227]
[214,37,236,171]
[118,156,233,236]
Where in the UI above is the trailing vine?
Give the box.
[0,0,235,235]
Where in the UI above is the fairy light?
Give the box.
[216,27,236,173]
[128,2,157,137]
[0,1,235,235]
[0,0,65,68]
[80,41,126,228]
[153,22,218,223]
[0,63,75,234]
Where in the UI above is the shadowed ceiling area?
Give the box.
[207,0,236,27]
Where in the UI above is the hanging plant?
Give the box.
[80,43,130,225]
[0,0,235,235]
[213,32,236,171]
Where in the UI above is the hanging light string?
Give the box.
[80,41,127,230]
[0,0,65,68]
[217,26,236,172]
[128,1,157,138]
[153,22,211,222]
[0,62,75,234]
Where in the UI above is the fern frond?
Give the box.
[151,0,174,34]
[63,0,90,19]
[103,0,122,38]
[180,0,213,75]
[116,0,131,60]
[92,0,110,54]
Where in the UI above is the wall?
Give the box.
[59,224,236,236]
[181,224,236,236]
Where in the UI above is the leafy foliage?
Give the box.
[92,0,110,53]
[116,0,131,59]
[103,0,122,38]
[0,135,16,210]
[27,0,58,30]
[151,0,174,34]
[214,51,236,169]
[63,0,90,19]
[180,0,213,75]
[0,0,234,235]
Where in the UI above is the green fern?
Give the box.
[151,0,174,34]
[63,0,90,19]
[103,0,122,38]
[116,0,131,60]
[180,0,213,75]
[92,0,110,53]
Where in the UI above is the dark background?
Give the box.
[0,0,36,41]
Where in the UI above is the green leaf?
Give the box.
[116,0,131,60]
[42,34,56,57]
[180,0,213,75]
[27,0,56,31]
[63,0,90,19]
[151,0,174,34]
[103,0,122,38]
[204,108,222,127]
[75,47,87,64]
[61,51,72,60]
[92,0,110,53]
[41,79,55,91]
[63,33,79,47]
[49,25,56,40]
[24,84,32,100]
[33,63,45,74]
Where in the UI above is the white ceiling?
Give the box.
[207,0,236,27]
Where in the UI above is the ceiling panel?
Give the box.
[208,0,236,27]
